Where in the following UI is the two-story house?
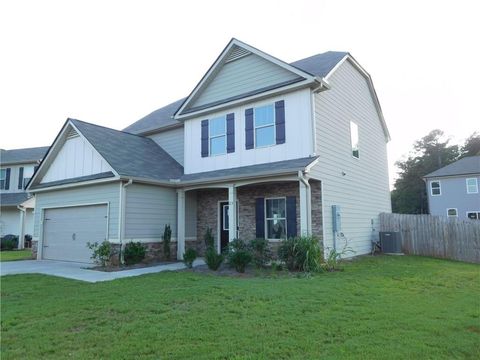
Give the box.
[424,156,480,220]
[26,39,391,263]
[0,147,49,244]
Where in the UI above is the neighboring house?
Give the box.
[26,38,391,263]
[0,147,49,244]
[424,156,480,220]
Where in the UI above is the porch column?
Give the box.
[17,207,25,250]
[176,189,186,260]
[299,180,311,236]
[228,185,237,242]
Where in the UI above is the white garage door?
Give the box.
[42,204,108,263]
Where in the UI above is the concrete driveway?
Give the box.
[0,259,204,283]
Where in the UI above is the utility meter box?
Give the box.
[332,205,341,232]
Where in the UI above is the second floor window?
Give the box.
[466,178,478,194]
[254,104,275,147]
[431,181,441,196]
[350,121,359,158]
[23,166,34,189]
[0,169,6,190]
[209,116,226,156]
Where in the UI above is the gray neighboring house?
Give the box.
[0,146,49,244]
[424,156,480,220]
[26,38,392,263]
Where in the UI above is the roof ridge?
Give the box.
[69,118,156,141]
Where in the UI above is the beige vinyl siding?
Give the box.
[124,183,177,239]
[148,127,184,166]
[310,59,391,256]
[190,53,301,109]
[33,182,120,240]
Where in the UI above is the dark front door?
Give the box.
[220,202,230,252]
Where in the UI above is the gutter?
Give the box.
[118,179,133,264]
[298,170,312,235]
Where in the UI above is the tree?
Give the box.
[460,132,480,157]
[391,130,460,214]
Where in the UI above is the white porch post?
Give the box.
[299,180,311,236]
[17,207,25,250]
[228,185,237,242]
[176,189,186,260]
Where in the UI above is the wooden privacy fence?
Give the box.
[379,213,480,264]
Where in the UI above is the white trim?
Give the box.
[430,180,442,196]
[29,177,120,193]
[466,177,478,194]
[39,201,110,260]
[446,208,458,217]
[175,38,315,118]
[264,197,287,241]
[310,91,317,155]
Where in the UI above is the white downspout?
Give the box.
[17,205,26,250]
[298,171,312,235]
[119,179,133,264]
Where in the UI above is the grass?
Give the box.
[1,256,479,359]
[0,249,32,262]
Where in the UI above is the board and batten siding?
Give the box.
[310,59,391,256]
[33,182,120,241]
[41,135,113,183]
[189,53,301,109]
[184,88,314,174]
[148,127,185,166]
[124,183,177,240]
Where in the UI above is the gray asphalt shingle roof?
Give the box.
[181,157,318,183]
[0,146,49,165]
[30,172,116,190]
[70,119,183,181]
[0,193,30,207]
[424,156,480,178]
[123,51,347,135]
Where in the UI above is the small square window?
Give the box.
[466,178,478,194]
[431,181,441,196]
[447,208,458,217]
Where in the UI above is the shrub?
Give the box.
[323,241,355,271]
[87,241,112,267]
[226,239,252,273]
[249,238,272,268]
[204,227,214,249]
[278,236,323,273]
[183,248,197,268]
[162,224,172,260]
[124,241,146,265]
[205,247,223,270]
[1,235,18,251]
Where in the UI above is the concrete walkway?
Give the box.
[0,259,205,283]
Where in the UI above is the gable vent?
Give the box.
[66,128,79,140]
[225,46,251,63]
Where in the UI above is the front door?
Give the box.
[219,202,230,252]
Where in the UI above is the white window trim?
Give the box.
[446,208,458,217]
[254,104,276,149]
[430,180,441,196]
[350,121,359,159]
[264,197,287,240]
[466,178,478,194]
[466,210,480,220]
[209,115,227,156]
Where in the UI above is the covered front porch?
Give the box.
[176,175,322,259]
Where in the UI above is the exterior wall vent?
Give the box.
[225,46,251,63]
[66,128,79,140]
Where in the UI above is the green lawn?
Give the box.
[1,256,479,359]
[0,249,32,262]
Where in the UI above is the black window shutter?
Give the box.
[201,119,209,157]
[18,167,24,189]
[5,168,11,190]
[275,100,286,144]
[245,108,254,150]
[255,197,265,238]
[226,113,235,153]
[286,196,297,238]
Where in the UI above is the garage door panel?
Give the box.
[43,204,108,263]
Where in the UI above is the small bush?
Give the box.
[249,238,272,268]
[124,241,146,265]
[183,248,197,268]
[162,224,172,260]
[1,235,18,251]
[226,239,252,273]
[204,227,214,249]
[323,242,355,271]
[87,241,112,267]
[278,236,323,273]
[205,247,223,270]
